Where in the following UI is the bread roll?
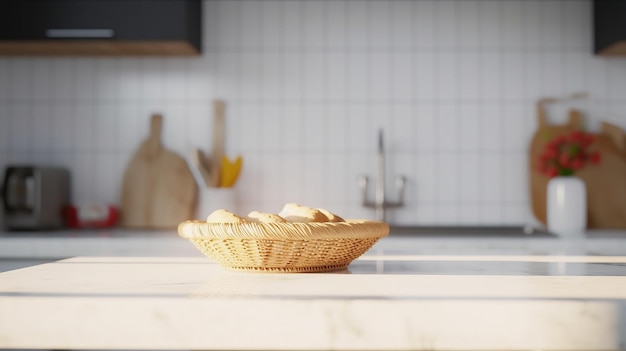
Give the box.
[248,211,287,223]
[278,203,330,223]
[206,209,245,223]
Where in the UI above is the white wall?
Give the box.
[1,0,625,226]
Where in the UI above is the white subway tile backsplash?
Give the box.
[0,105,7,150]
[414,105,436,152]
[326,152,348,203]
[370,52,391,101]
[139,60,164,101]
[502,104,526,151]
[481,104,502,151]
[478,1,501,48]
[562,1,591,50]
[72,152,96,205]
[117,105,143,152]
[459,205,481,224]
[0,61,8,100]
[436,105,458,151]
[302,1,326,49]
[164,60,187,101]
[458,52,480,101]
[327,52,347,101]
[260,1,281,49]
[1,0,624,226]
[480,152,503,203]
[94,152,120,205]
[72,105,94,151]
[502,151,526,203]
[260,104,282,151]
[346,104,369,151]
[213,52,239,99]
[73,61,95,101]
[436,205,459,225]
[347,53,368,101]
[302,105,326,151]
[436,52,458,101]
[435,0,457,49]
[282,52,302,101]
[302,152,327,205]
[116,59,141,102]
[31,60,51,101]
[390,1,412,49]
[260,52,282,101]
[458,104,481,150]
[458,152,481,204]
[239,52,261,101]
[240,1,260,48]
[437,153,459,204]
[282,1,302,48]
[563,52,590,93]
[8,105,31,150]
[185,59,214,101]
[303,53,325,101]
[326,1,347,49]
[415,152,436,204]
[186,103,212,150]
[327,104,348,151]
[541,53,564,97]
[391,52,412,101]
[215,0,240,49]
[369,105,392,146]
[390,104,413,152]
[413,52,436,100]
[370,1,391,49]
[31,104,52,151]
[501,52,524,100]
[500,1,524,49]
[521,1,544,49]
[94,59,118,101]
[456,1,479,48]
[607,59,626,102]
[160,104,187,153]
[539,1,562,50]
[481,205,503,224]
[413,1,436,48]
[480,52,502,100]
[347,1,370,48]
[224,103,244,153]
[282,105,303,150]
[9,59,32,101]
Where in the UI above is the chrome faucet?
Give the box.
[358,129,406,222]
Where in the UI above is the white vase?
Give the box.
[195,188,237,221]
[547,176,587,236]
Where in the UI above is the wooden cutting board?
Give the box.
[120,114,197,228]
[529,103,626,228]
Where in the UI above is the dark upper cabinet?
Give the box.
[594,0,626,56]
[0,0,202,56]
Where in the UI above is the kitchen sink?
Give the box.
[389,226,555,237]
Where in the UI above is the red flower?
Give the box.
[590,152,601,164]
[538,130,601,178]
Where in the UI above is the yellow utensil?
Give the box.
[220,155,242,188]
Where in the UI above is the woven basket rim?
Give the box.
[178,219,389,240]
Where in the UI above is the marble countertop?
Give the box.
[2,240,626,350]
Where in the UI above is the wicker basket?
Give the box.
[178,220,389,272]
